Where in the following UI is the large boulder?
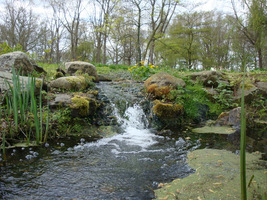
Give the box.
[0,71,46,94]
[49,92,99,117]
[189,71,226,87]
[144,72,186,98]
[0,51,34,75]
[65,61,99,82]
[151,100,184,128]
[215,107,241,129]
[49,76,93,91]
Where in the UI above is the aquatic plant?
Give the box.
[1,67,49,146]
[240,65,247,200]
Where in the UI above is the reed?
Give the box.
[2,67,49,145]
[240,65,247,199]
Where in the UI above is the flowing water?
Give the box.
[0,82,265,199]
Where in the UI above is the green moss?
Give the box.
[154,149,267,200]
[70,95,90,117]
[153,101,183,118]
[66,76,87,90]
[54,72,64,79]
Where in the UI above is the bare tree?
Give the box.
[142,0,178,63]
[0,0,40,51]
[231,0,267,69]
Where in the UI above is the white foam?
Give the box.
[75,104,159,152]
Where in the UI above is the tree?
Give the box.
[232,0,267,69]
[199,12,232,70]
[0,0,40,51]
[56,0,84,60]
[158,11,208,69]
[95,0,120,64]
[142,0,178,63]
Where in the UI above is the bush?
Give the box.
[0,42,23,55]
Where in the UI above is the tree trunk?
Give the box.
[258,48,263,69]
[137,4,142,65]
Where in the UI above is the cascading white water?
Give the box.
[1,82,198,200]
[76,103,160,151]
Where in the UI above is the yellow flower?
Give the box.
[156,66,159,68]
[150,65,155,68]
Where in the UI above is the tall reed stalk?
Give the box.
[2,67,49,145]
[240,65,247,199]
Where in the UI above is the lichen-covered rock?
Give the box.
[0,51,34,75]
[189,71,226,87]
[255,81,267,99]
[65,61,99,82]
[0,71,46,94]
[233,86,258,103]
[144,72,185,98]
[215,107,241,129]
[49,76,93,91]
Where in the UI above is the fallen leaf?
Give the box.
[185,137,191,140]
[176,189,180,194]
[216,175,224,178]
[213,182,222,185]
[158,183,166,188]
[197,197,202,200]
[159,195,169,200]
[209,189,215,193]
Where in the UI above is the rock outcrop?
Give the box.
[65,61,99,82]
[144,72,185,98]
[0,71,46,94]
[0,51,34,75]
[49,76,94,91]
[49,92,99,118]
[189,71,226,87]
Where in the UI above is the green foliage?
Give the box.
[166,84,209,121]
[0,42,23,55]
[251,95,267,119]
[129,61,159,81]
[1,67,49,145]
[213,81,234,109]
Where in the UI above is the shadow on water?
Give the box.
[0,81,266,199]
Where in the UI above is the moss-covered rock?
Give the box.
[154,149,267,200]
[189,70,226,88]
[70,94,99,117]
[49,76,93,91]
[144,72,185,98]
[54,71,64,79]
[70,95,90,117]
[65,61,99,82]
[192,125,236,134]
[152,100,184,128]
[153,101,183,118]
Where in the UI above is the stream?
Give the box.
[0,81,265,199]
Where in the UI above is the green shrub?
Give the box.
[0,42,23,55]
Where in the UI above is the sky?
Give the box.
[0,0,240,15]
